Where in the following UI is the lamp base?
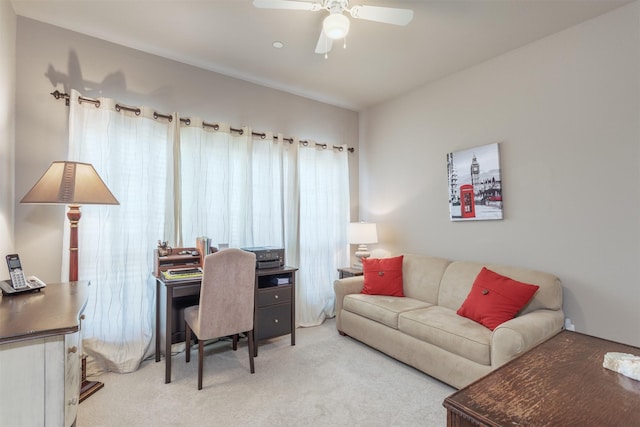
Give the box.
[67,204,81,282]
[79,355,103,403]
[352,246,371,270]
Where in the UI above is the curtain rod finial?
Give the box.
[50,90,70,106]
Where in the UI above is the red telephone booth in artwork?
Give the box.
[460,184,475,218]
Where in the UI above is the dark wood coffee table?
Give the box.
[443,330,640,426]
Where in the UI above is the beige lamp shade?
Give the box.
[347,222,378,245]
[21,161,119,205]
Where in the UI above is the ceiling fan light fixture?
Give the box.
[323,13,350,40]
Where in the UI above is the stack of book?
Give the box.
[161,267,203,281]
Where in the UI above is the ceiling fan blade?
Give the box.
[253,0,319,11]
[314,30,333,55]
[349,5,414,26]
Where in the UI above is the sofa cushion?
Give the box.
[484,264,562,314]
[343,294,432,329]
[402,254,451,304]
[399,306,492,366]
[438,261,562,315]
[361,255,404,296]
[457,267,540,330]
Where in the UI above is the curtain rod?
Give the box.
[51,90,354,153]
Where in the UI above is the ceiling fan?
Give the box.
[253,0,414,56]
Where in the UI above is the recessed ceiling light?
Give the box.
[272,41,284,49]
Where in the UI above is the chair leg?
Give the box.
[185,323,191,363]
[247,330,255,374]
[198,339,204,390]
[232,334,238,351]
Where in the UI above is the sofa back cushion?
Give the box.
[438,261,563,315]
[402,254,451,304]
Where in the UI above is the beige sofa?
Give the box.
[333,254,564,389]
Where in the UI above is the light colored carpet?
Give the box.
[77,318,454,426]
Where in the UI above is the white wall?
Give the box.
[360,2,640,346]
[0,1,16,260]
[14,18,359,283]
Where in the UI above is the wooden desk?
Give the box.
[443,330,640,426]
[156,266,298,383]
[155,276,201,384]
[0,282,89,427]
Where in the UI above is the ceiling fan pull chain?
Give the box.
[324,33,329,59]
[343,36,347,50]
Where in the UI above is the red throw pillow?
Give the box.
[361,255,404,297]
[457,267,540,330]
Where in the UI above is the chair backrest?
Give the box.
[196,248,257,340]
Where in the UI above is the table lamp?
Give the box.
[21,161,119,282]
[348,222,378,270]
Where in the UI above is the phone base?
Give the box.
[0,280,45,296]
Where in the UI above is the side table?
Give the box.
[337,267,363,279]
[443,330,640,426]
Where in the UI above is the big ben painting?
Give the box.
[447,142,503,221]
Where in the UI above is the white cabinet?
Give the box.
[0,282,88,427]
[64,328,82,426]
[0,338,47,425]
[0,330,82,426]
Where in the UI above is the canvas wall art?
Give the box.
[447,142,503,221]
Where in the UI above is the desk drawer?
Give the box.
[171,283,200,299]
[256,304,291,340]
[257,287,291,307]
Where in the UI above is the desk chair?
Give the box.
[184,248,257,390]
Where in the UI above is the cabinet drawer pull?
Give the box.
[274,319,279,324]
[80,314,86,320]
[68,397,78,406]
[68,346,78,354]
[274,295,279,299]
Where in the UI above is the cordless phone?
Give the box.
[6,254,27,289]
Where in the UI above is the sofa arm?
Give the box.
[333,276,364,333]
[491,309,564,368]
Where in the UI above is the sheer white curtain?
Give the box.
[296,143,350,326]
[179,125,349,326]
[65,90,175,373]
[180,121,247,247]
[179,122,285,248]
[65,91,350,372]
[282,138,299,274]
[250,131,285,246]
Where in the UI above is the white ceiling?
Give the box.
[11,0,630,111]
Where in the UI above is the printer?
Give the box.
[241,246,285,269]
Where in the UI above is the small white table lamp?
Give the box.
[348,222,378,270]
